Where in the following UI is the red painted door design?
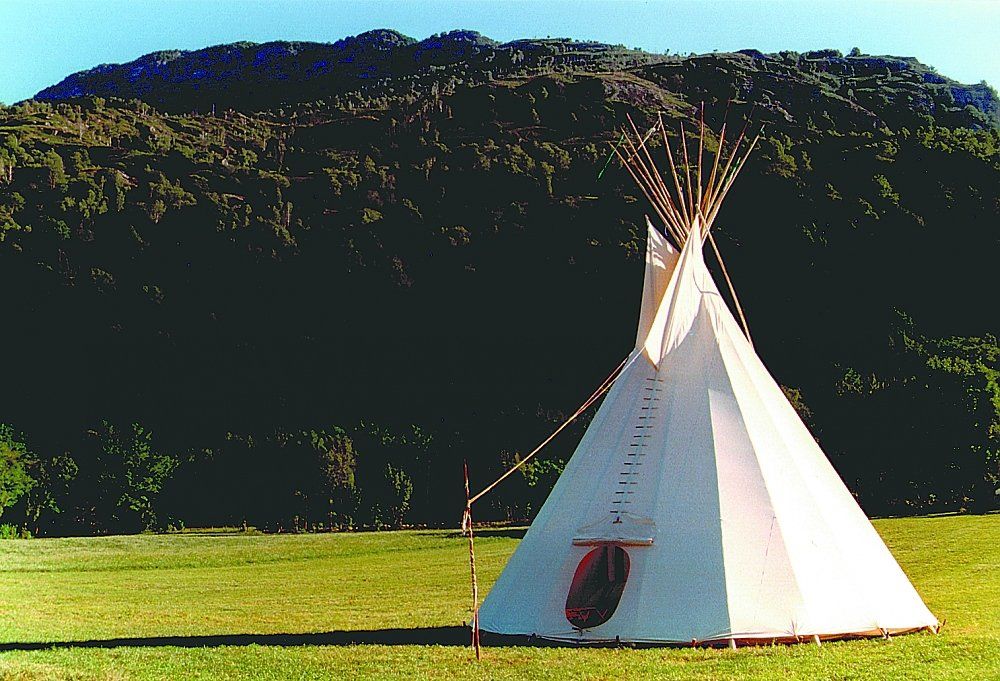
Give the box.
[565,544,630,629]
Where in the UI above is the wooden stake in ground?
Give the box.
[463,461,481,660]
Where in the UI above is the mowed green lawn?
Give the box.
[0,515,997,680]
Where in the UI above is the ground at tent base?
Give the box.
[479,624,941,649]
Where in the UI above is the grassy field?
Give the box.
[0,515,996,680]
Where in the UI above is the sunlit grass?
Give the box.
[0,515,996,679]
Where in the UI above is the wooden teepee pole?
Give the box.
[613,108,759,346]
[658,113,691,238]
[701,99,733,211]
[697,103,705,212]
[706,230,753,346]
[703,115,753,226]
[704,133,761,233]
[703,119,727,215]
[624,115,686,242]
[612,144,677,241]
[679,121,696,222]
[463,461,481,660]
[618,131,686,245]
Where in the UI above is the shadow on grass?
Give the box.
[2,629,883,651]
[0,627,472,651]
[471,528,527,540]
[0,628,628,652]
[441,528,527,540]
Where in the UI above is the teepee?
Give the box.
[475,111,938,646]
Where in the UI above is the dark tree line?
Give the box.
[0,420,574,535]
[0,50,998,536]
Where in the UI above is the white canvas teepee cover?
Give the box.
[478,221,937,644]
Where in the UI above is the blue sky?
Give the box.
[1,0,997,104]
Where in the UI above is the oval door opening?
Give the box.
[565,544,630,629]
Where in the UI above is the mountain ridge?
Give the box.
[32,30,999,130]
[33,30,654,109]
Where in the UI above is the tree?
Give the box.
[145,172,195,223]
[762,136,798,179]
[41,149,66,189]
[354,424,416,529]
[0,148,15,184]
[830,317,1000,514]
[68,149,90,176]
[0,425,35,522]
[495,453,565,520]
[309,428,358,528]
[896,329,1000,513]
[381,462,413,529]
[539,161,555,196]
[25,453,77,535]
[85,422,179,533]
[105,169,129,212]
[0,191,26,241]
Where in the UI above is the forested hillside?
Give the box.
[1,31,998,536]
